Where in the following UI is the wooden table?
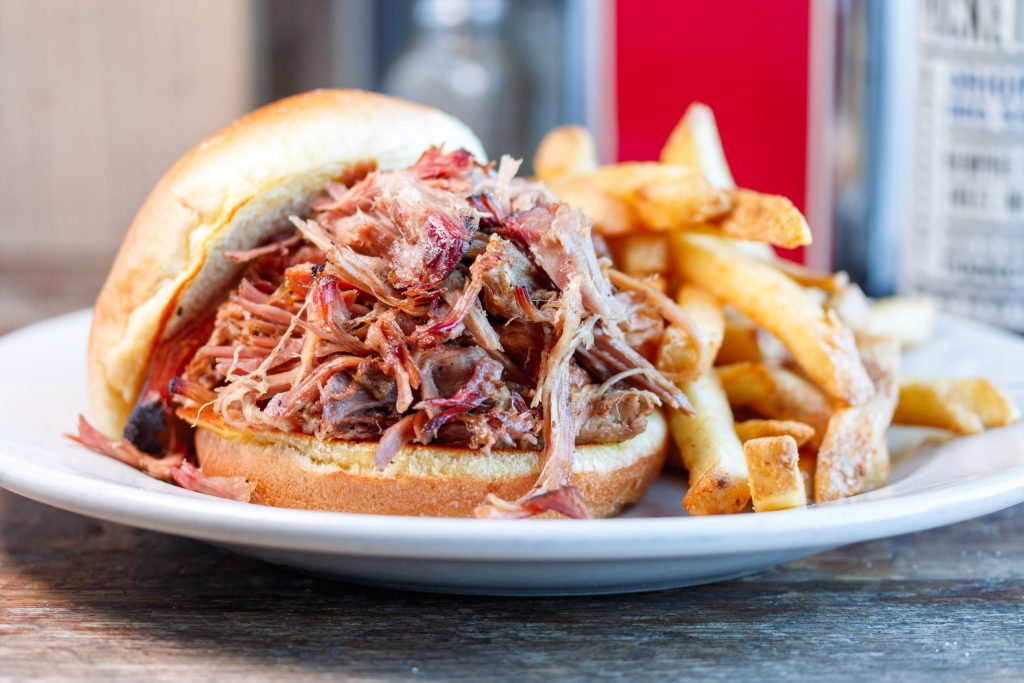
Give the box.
[1,488,1022,681]
[1,287,1022,681]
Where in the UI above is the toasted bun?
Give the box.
[88,90,487,437]
[193,411,668,518]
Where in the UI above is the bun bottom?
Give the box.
[194,410,667,517]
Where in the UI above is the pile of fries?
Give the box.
[533,105,1022,515]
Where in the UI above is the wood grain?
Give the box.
[1,489,1021,682]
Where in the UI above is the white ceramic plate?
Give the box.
[1,310,1023,595]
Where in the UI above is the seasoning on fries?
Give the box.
[743,436,807,512]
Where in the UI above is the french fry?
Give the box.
[894,380,981,434]
[585,163,732,230]
[715,311,789,366]
[716,362,832,447]
[865,296,938,348]
[660,105,807,247]
[634,175,733,230]
[669,372,751,515]
[613,233,670,277]
[548,178,640,236]
[656,286,724,380]
[700,189,812,248]
[815,410,888,501]
[770,259,850,293]
[893,377,1021,434]
[533,125,598,184]
[860,438,891,495]
[735,419,815,448]
[660,102,736,189]
[956,378,1023,428]
[825,282,871,331]
[673,233,874,405]
[815,336,900,502]
[743,436,807,512]
[717,315,763,365]
[798,451,817,501]
[733,239,778,260]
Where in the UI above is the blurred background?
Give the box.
[1,0,1021,333]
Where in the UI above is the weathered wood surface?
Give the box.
[1,489,1021,682]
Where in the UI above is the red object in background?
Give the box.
[615,0,811,258]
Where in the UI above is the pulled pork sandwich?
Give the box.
[75,90,699,518]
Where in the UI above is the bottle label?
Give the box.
[904,0,1024,329]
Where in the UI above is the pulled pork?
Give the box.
[80,148,700,518]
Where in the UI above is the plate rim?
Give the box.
[4,437,1024,561]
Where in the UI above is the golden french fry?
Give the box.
[798,451,817,501]
[815,410,888,501]
[866,296,938,349]
[734,419,816,448]
[548,178,640,236]
[669,372,750,515]
[815,336,900,502]
[769,259,850,293]
[715,310,789,366]
[893,377,1021,434]
[533,125,598,184]
[700,189,812,248]
[660,102,736,189]
[955,378,1023,429]
[894,379,982,434]
[613,233,670,277]
[743,436,807,512]
[734,240,778,260]
[716,362,832,447]
[634,176,733,230]
[860,438,891,495]
[717,316,763,365]
[673,233,874,405]
[585,163,731,230]
[825,282,871,331]
[656,286,724,380]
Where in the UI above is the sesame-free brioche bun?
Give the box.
[88,89,487,438]
[191,410,668,518]
[87,89,667,519]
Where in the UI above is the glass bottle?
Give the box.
[383,0,530,159]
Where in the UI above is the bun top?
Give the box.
[88,89,487,437]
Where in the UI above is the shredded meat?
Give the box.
[172,462,256,502]
[476,278,594,518]
[75,147,694,516]
[505,204,624,321]
[498,319,547,377]
[479,236,545,319]
[70,416,184,480]
[413,240,504,347]
[70,416,253,502]
[578,330,693,414]
[576,390,659,444]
